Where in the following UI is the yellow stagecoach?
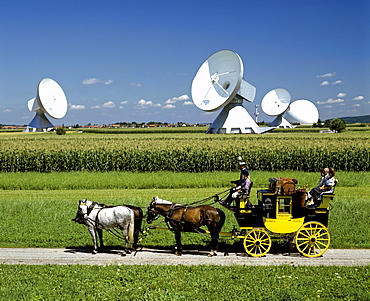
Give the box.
[219,177,334,257]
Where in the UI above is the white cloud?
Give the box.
[129,83,143,87]
[153,103,162,107]
[352,104,361,107]
[320,81,330,86]
[162,104,176,109]
[70,105,86,110]
[82,78,113,85]
[137,99,153,108]
[91,101,116,109]
[317,72,336,78]
[332,80,342,85]
[183,101,194,106]
[165,94,190,104]
[337,93,346,98]
[353,95,364,101]
[3,109,12,113]
[120,101,128,105]
[317,98,345,105]
[102,101,115,108]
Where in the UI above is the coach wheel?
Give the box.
[243,228,272,257]
[295,222,330,258]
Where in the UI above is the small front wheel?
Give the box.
[243,228,272,257]
[295,222,330,257]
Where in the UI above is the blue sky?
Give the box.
[0,0,369,126]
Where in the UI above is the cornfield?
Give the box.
[0,132,369,172]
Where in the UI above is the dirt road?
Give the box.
[0,248,369,266]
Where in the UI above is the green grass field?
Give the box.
[0,131,369,300]
[0,265,369,301]
[0,171,369,249]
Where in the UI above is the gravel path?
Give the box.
[0,248,369,266]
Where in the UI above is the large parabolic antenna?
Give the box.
[261,88,293,128]
[191,50,272,134]
[284,99,319,125]
[25,78,68,132]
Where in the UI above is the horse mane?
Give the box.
[99,203,113,208]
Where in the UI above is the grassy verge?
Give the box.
[0,186,368,249]
[1,171,369,190]
[0,265,368,301]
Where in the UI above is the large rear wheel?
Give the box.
[295,222,330,257]
[243,228,272,257]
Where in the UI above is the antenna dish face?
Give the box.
[37,78,67,119]
[284,99,319,124]
[261,88,291,116]
[191,50,243,112]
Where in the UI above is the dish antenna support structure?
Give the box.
[261,88,294,128]
[24,78,68,132]
[191,50,272,134]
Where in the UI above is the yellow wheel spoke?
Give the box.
[299,231,310,238]
[316,240,329,248]
[245,243,254,248]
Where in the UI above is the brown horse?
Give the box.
[146,196,225,256]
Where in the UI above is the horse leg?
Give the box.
[208,229,219,257]
[207,209,225,257]
[133,214,142,249]
[174,229,182,256]
[97,228,104,252]
[120,227,131,256]
[88,226,98,255]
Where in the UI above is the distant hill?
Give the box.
[330,115,370,124]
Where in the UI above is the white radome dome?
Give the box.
[284,99,319,124]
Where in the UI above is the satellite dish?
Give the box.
[261,88,293,128]
[24,78,68,132]
[191,50,271,134]
[284,99,319,125]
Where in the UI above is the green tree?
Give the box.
[56,127,66,135]
[324,119,331,127]
[330,118,346,133]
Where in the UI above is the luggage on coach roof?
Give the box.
[269,177,297,195]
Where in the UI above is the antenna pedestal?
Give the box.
[206,100,272,134]
[269,115,294,128]
[25,110,54,132]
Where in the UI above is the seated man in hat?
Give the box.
[222,169,251,207]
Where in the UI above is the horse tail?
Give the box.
[127,208,135,244]
[215,208,226,233]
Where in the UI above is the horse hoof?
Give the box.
[92,251,97,255]
[175,252,182,256]
[121,252,126,257]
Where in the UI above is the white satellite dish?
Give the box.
[261,88,293,128]
[25,78,68,132]
[284,99,319,125]
[191,50,272,134]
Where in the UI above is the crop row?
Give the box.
[0,146,368,172]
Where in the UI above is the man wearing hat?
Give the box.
[237,160,249,180]
[221,157,251,207]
